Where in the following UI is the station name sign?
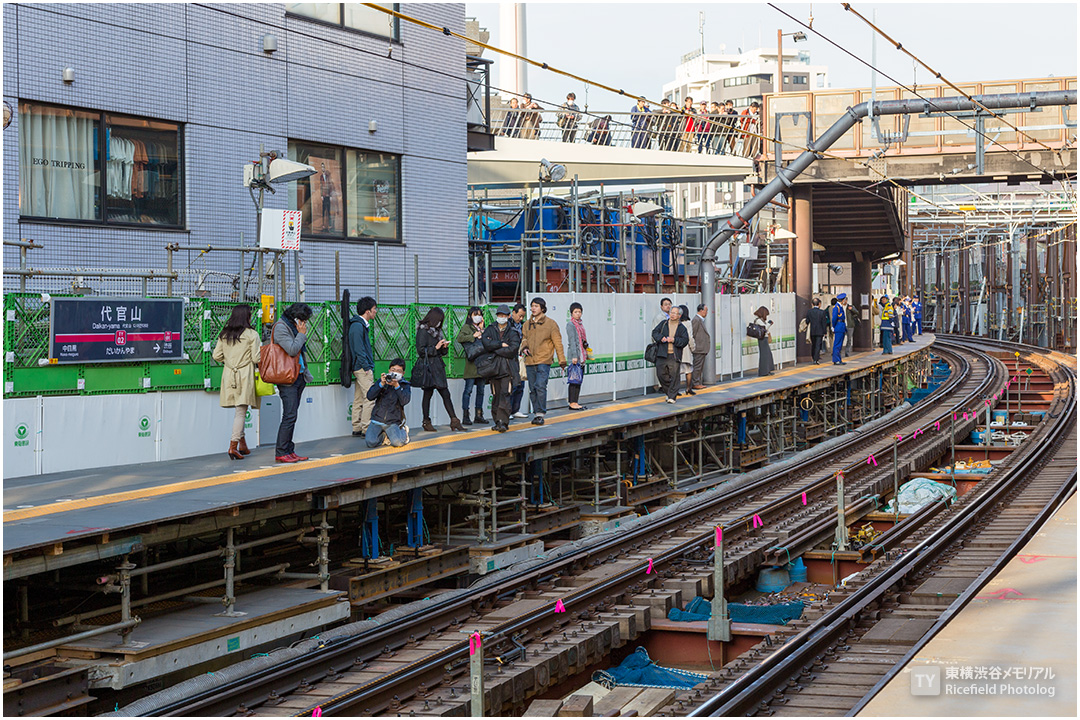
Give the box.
[49,297,185,364]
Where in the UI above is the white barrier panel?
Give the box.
[5,396,41,479]
[161,391,256,461]
[523,292,797,406]
[40,394,159,475]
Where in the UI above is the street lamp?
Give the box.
[776,30,808,93]
[243,149,316,303]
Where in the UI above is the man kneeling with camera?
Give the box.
[365,358,412,448]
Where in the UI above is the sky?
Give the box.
[465,1,1078,110]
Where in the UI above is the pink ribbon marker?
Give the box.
[554,599,566,613]
[953,412,957,421]
[715,526,723,546]
[646,558,654,574]
[963,412,969,420]
[897,433,904,441]
[801,492,807,505]
[934,420,940,431]
[752,514,763,528]
[867,453,878,466]
[313,708,323,718]
[469,632,481,656]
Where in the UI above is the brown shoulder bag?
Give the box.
[259,339,299,386]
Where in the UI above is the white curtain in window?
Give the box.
[19,107,97,220]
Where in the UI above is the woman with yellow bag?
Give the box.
[212,304,262,460]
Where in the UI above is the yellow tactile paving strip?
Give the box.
[0,351,869,524]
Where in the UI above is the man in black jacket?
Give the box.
[651,307,689,403]
[806,298,830,364]
[365,359,412,448]
[481,305,522,433]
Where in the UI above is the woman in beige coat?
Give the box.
[212,304,261,460]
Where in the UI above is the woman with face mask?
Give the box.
[456,306,489,425]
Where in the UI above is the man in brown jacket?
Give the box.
[521,297,567,425]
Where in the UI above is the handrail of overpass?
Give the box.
[764,76,1077,160]
[492,107,762,159]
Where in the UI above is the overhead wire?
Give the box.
[363,2,964,217]
[842,3,1069,156]
[768,3,1072,189]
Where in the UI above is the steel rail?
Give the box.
[689,338,1074,716]
[294,348,997,718]
[150,345,979,716]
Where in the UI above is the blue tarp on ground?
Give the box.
[593,647,709,690]
[667,596,805,625]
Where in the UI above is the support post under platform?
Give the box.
[707,527,731,642]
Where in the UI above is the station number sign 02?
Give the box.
[49,298,185,364]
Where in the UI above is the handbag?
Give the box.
[258,340,300,385]
[474,353,500,379]
[567,362,584,385]
[463,338,486,361]
[798,317,808,334]
[644,342,659,365]
[518,356,527,381]
[254,371,276,396]
[746,323,766,340]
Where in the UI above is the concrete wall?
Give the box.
[2,2,468,304]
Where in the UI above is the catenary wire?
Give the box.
[767,3,1071,188]
[363,3,966,216]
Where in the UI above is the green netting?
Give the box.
[2,294,498,399]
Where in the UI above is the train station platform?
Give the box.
[3,333,935,565]
[859,492,1077,717]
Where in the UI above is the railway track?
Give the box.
[113,342,1006,717]
[680,338,1076,717]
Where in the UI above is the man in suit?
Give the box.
[806,298,829,364]
[690,304,711,388]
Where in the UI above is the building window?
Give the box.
[792,75,808,85]
[288,140,401,242]
[816,73,826,88]
[19,101,183,227]
[286,3,399,40]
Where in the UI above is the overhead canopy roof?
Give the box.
[812,183,907,262]
[468,137,753,189]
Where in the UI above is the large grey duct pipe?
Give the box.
[700,89,1076,383]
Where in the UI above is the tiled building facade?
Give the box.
[2,3,468,304]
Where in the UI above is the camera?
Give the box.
[385,371,403,382]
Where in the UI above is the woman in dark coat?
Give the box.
[412,308,464,433]
[753,306,775,377]
[456,306,489,425]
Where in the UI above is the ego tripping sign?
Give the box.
[260,208,303,250]
[49,297,184,364]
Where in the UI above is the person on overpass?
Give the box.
[365,358,412,448]
[558,92,581,143]
[805,297,829,364]
[630,98,653,149]
[831,293,848,365]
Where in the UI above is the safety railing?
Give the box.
[2,294,498,399]
[764,76,1077,161]
[491,108,763,158]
